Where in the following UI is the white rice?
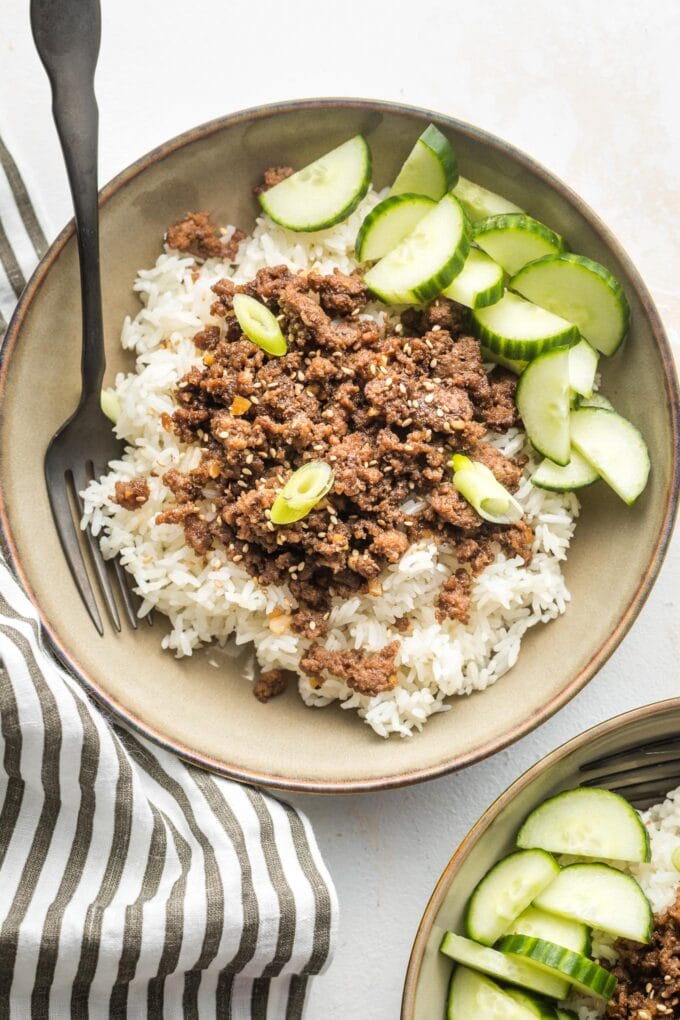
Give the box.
[570,785,680,1018]
[81,189,579,737]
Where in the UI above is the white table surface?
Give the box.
[2,1,678,1016]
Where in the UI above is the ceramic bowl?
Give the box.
[402,697,680,1017]
[0,99,677,792]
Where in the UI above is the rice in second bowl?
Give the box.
[82,190,578,738]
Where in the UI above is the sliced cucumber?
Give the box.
[498,936,617,1001]
[465,850,559,946]
[480,346,528,375]
[473,215,565,276]
[452,176,524,222]
[533,863,652,943]
[516,348,572,466]
[473,292,578,361]
[506,907,590,957]
[506,989,558,1019]
[440,932,569,999]
[517,787,651,863]
[443,247,505,309]
[570,407,651,505]
[510,253,630,356]
[579,392,614,411]
[355,193,435,262]
[390,124,458,200]
[568,339,599,399]
[448,967,539,1020]
[258,135,371,232]
[531,451,599,492]
[364,194,470,304]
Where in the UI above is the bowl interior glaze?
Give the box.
[402,699,680,1018]
[0,100,677,792]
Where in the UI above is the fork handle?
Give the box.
[30,0,105,401]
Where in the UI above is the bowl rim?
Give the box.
[1,97,678,794]
[401,695,680,1016]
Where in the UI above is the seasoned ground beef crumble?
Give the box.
[606,890,680,1018]
[135,212,533,696]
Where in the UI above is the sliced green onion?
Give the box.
[233,293,287,356]
[672,847,680,873]
[270,461,335,525]
[452,454,524,525]
[101,388,121,424]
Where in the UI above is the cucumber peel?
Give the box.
[440,931,569,999]
[498,936,617,1001]
[258,134,371,232]
[391,123,458,199]
[473,214,565,276]
[355,193,435,262]
[510,253,630,356]
[364,193,470,304]
[473,292,579,362]
[517,787,651,863]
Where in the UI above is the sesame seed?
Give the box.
[431,324,441,332]
[424,393,434,404]
[250,395,259,404]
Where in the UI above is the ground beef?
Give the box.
[166,212,245,262]
[153,249,530,619]
[300,641,399,697]
[436,568,473,624]
[253,669,288,703]
[253,166,294,195]
[113,478,149,511]
[606,891,680,1018]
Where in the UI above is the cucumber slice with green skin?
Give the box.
[473,292,579,361]
[531,450,599,492]
[448,967,539,1020]
[355,193,435,262]
[516,348,572,466]
[480,346,528,375]
[510,253,630,356]
[258,135,371,232]
[506,906,590,957]
[517,787,651,863]
[465,850,560,946]
[506,989,558,1019]
[390,124,458,200]
[534,863,653,943]
[452,176,524,222]
[363,194,470,305]
[579,392,614,411]
[473,215,565,276]
[568,339,599,399]
[440,932,569,999]
[570,407,651,505]
[443,247,505,309]
[498,936,617,1001]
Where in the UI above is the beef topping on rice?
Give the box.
[113,478,150,511]
[606,890,680,1018]
[153,258,531,640]
[301,641,400,697]
[166,211,245,262]
[253,669,289,703]
[253,166,295,195]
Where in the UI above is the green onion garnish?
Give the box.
[672,847,680,873]
[452,454,524,525]
[101,388,121,424]
[233,293,287,356]
[270,461,335,525]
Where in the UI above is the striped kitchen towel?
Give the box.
[0,134,337,1017]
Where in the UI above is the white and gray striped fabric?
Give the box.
[0,134,337,1018]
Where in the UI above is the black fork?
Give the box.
[580,735,680,809]
[32,0,147,635]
